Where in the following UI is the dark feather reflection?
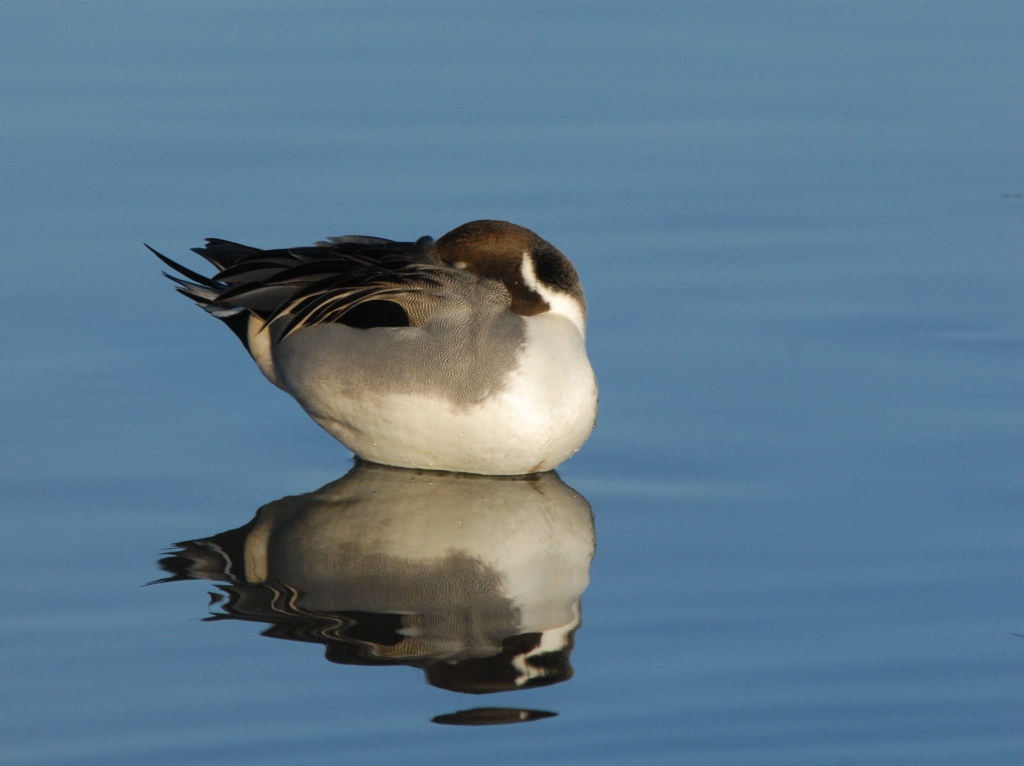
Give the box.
[158,461,594,695]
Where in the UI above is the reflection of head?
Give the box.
[158,461,594,694]
[425,629,575,694]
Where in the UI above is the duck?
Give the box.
[149,220,597,475]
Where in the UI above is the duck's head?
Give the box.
[434,220,587,337]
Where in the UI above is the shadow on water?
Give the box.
[155,460,594,725]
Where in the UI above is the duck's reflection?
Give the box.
[158,461,594,695]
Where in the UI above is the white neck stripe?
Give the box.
[520,255,587,340]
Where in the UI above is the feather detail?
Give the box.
[149,234,443,334]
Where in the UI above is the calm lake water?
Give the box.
[2,2,1021,764]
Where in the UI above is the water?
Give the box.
[1,2,1021,764]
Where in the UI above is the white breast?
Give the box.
[291,312,598,475]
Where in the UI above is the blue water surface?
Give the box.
[1,2,1021,764]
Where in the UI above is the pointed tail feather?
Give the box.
[145,243,220,287]
[147,243,250,348]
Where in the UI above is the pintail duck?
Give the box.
[149,220,597,475]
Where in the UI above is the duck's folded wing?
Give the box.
[150,234,456,335]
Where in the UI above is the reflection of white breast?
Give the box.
[243,463,595,635]
[159,461,596,692]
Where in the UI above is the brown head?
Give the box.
[433,220,586,327]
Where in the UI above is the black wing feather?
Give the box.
[150,234,439,336]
